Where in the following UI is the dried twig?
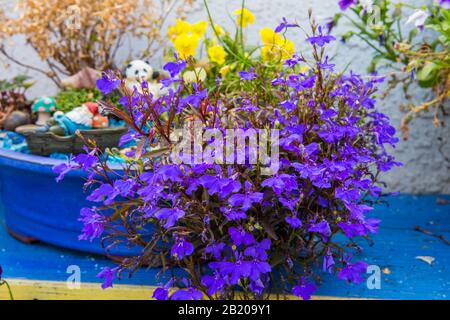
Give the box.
[414,226,450,246]
[0,0,194,86]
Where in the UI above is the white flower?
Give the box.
[183,67,207,84]
[406,9,429,28]
[359,0,374,14]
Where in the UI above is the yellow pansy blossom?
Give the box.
[219,65,232,77]
[259,27,295,62]
[208,44,227,65]
[174,33,200,59]
[168,19,191,42]
[191,21,208,38]
[233,8,255,27]
[280,39,295,59]
[260,28,282,45]
[213,24,225,37]
[261,40,295,61]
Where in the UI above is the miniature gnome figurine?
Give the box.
[92,113,109,129]
[53,102,100,136]
[31,96,57,126]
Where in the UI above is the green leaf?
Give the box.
[417,62,439,88]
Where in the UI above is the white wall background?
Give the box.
[1,0,449,194]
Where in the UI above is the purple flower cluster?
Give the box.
[55,20,400,300]
[338,0,357,11]
[436,0,450,9]
[307,27,336,47]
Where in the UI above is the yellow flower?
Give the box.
[191,21,208,38]
[174,33,200,59]
[259,27,295,62]
[219,65,232,77]
[213,24,225,37]
[168,19,191,42]
[208,44,227,65]
[261,41,295,61]
[261,46,274,61]
[233,8,255,27]
[260,28,281,46]
[280,39,295,59]
[183,67,207,83]
[299,65,310,74]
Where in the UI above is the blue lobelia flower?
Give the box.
[338,260,368,284]
[274,17,297,33]
[308,220,332,240]
[96,71,120,95]
[205,242,226,260]
[170,288,203,300]
[239,68,257,81]
[154,207,185,229]
[171,237,194,260]
[323,250,335,273]
[78,207,105,242]
[228,227,256,247]
[228,182,264,211]
[163,58,186,78]
[201,272,227,296]
[307,27,336,47]
[97,267,118,289]
[285,216,302,229]
[152,287,169,300]
[338,0,357,10]
[292,277,317,300]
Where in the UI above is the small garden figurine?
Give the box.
[0,0,194,87]
[31,96,57,126]
[52,102,101,136]
[124,60,166,98]
[92,113,109,129]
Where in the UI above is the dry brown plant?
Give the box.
[0,0,194,87]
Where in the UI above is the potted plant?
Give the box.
[0,0,195,256]
[0,75,34,131]
[57,11,400,299]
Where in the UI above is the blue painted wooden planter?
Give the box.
[0,148,134,257]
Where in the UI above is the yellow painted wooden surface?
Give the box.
[0,279,359,300]
[0,279,156,300]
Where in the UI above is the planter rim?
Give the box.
[0,148,135,257]
[0,148,123,178]
[0,148,67,166]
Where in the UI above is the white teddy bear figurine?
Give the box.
[125,60,167,98]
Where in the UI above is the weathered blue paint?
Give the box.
[0,194,449,299]
[0,149,137,257]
